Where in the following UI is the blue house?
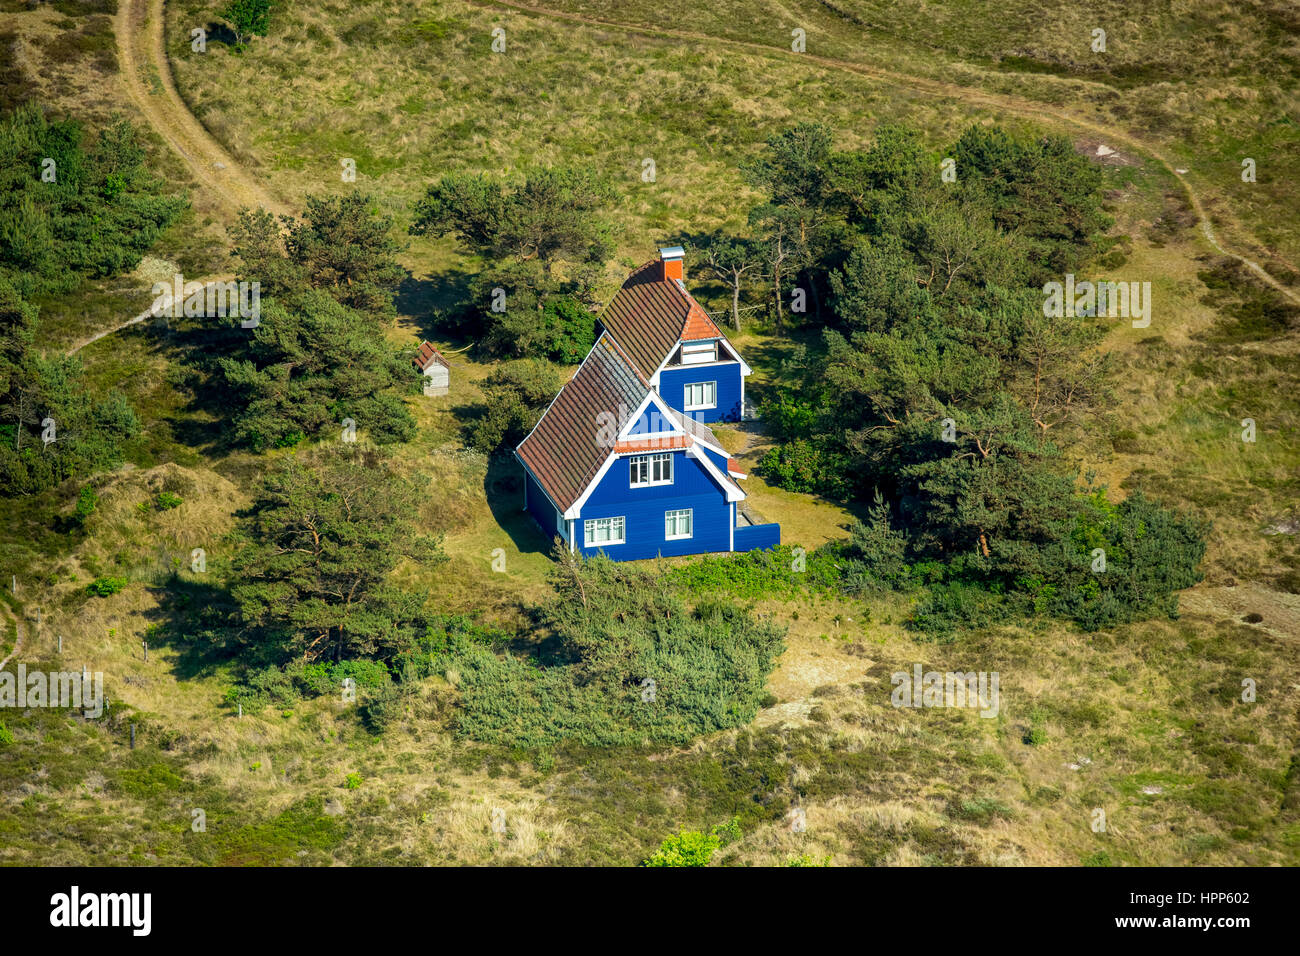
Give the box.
[514,248,780,560]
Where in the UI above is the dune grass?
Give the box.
[0,0,1297,866]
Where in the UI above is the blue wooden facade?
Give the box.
[657,362,744,423]
[575,449,733,559]
[524,469,566,543]
[515,250,779,562]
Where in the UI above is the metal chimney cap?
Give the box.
[658,245,685,260]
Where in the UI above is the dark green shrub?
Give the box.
[73,485,98,525]
[447,554,786,748]
[909,582,1007,638]
[465,359,562,453]
[758,439,850,497]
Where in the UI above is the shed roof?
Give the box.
[414,341,450,372]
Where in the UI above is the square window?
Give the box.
[630,452,673,486]
[684,382,717,411]
[665,508,693,540]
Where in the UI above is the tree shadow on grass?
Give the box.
[395,268,476,343]
[139,574,252,683]
[140,316,250,460]
[201,22,239,48]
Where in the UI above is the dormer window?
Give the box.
[681,341,717,365]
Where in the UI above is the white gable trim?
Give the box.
[569,440,743,521]
[683,427,729,461]
[562,449,618,520]
[563,391,691,520]
[616,390,686,442]
[667,408,729,460]
[648,335,752,387]
[687,444,745,503]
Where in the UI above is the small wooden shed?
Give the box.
[414,341,450,396]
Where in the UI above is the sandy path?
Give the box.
[65,276,238,355]
[114,0,290,220]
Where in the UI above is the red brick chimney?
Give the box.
[659,245,685,282]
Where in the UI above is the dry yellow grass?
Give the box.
[2,0,1297,868]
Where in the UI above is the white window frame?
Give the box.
[681,341,717,365]
[629,452,673,487]
[584,516,626,546]
[664,508,693,540]
[683,381,717,411]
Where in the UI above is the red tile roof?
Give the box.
[414,341,449,371]
[517,259,751,517]
[597,260,724,376]
[516,334,648,512]
[681,302,722,342]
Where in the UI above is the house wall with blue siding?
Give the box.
[576,450,731,559]
[659,363,744,422]
[524,469,564,543]
[624,404,676,437]
[700,445,729,473]
[735,522,781,551]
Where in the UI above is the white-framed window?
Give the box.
[630,452,673,487]
[681,341,717,365]
[664,508,693,540]
[683,381,717,410]
[584,516,626,546]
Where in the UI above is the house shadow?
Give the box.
[483,454,554,559]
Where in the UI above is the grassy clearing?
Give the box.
[461,0,1300,273]
[0,1,1297,866]
[163,0,1123,284]
[4,580,1295,865]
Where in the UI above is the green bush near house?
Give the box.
[446,552,785,748]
